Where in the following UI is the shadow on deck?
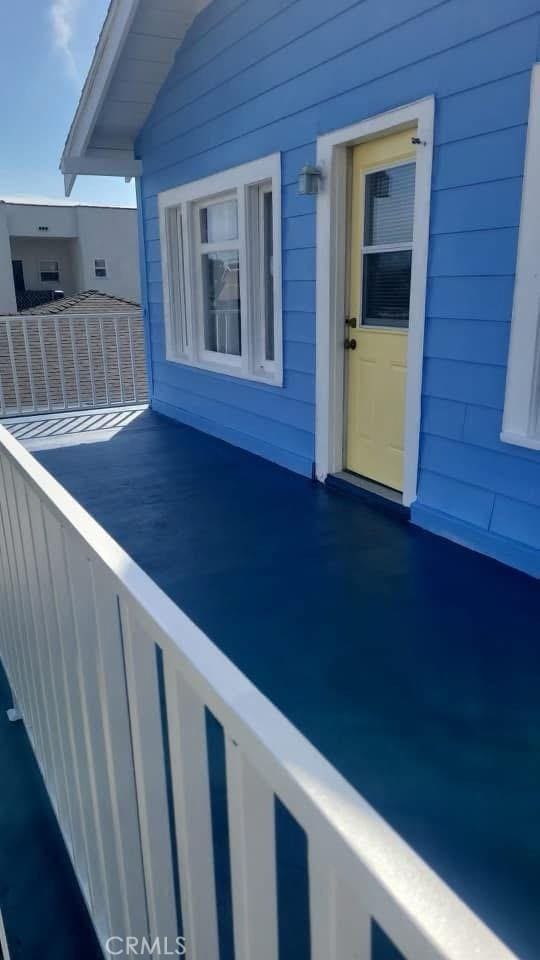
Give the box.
[2,407,540,959]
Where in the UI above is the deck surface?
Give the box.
[6,407,540,959]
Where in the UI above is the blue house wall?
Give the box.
[136,0,540,578]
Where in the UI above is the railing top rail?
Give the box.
[0,422,518,960]
[0,312,143,321]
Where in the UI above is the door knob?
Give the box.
[344,338,357,350]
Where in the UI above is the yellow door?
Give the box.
[345,130,416,492]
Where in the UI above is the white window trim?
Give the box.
[95,258,108,277]
[39,259,60,283]
[315,96,435,507]
[158,153,283,386]
[501,63,540,451]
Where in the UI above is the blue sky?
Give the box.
[0,1,136,206]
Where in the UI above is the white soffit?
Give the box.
[60,0,211,195]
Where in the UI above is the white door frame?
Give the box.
[314,96,435,506]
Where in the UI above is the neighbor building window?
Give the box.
[158,154,282,385]
[502,63,540,450]
[40,260,59,282]
[95,258,107,278]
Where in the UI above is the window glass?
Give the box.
[95,259,107,278]
[40,260,59,282]
[364,163,415,246]
[362,250,412,328]
[263,190,274,361]
[202,251,241,355]
[200,199,238,244]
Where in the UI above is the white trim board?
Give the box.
[501,62,540,449]
[314,96,435,507]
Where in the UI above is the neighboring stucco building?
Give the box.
[0,198,140,312]
[61,0,540,578]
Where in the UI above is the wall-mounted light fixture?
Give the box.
[298,164,323,195]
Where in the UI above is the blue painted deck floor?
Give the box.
[0,661,102,959]
[8,408,540,959]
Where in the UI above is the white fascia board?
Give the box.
[64,175,77,198]
[62,154,143,178]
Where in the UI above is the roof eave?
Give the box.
[59,0,141,196]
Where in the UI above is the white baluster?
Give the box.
[309,847,371,960]
[121,604,178,944]
[163,654,219,960]
[225,739,279,960]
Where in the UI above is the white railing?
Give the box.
[0,313,148,416]
[210,307,241,355]
[0,909,11,960]
[0,424,518,960]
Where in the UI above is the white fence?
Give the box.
[0,424,518,960]
[0,313,147,416]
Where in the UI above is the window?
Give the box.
[197,196,241,356]
[361,162,415,328]
[260,184,275,362]
[502,64,540,450]
[95,258,107,278]
[40,260,59,282]
[159,154,282,385]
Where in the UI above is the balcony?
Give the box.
[0,407,538,959]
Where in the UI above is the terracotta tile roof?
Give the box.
[19,290,140,315]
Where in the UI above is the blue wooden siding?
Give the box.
[136,0,540,577]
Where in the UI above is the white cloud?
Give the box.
[50,0,80,82]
